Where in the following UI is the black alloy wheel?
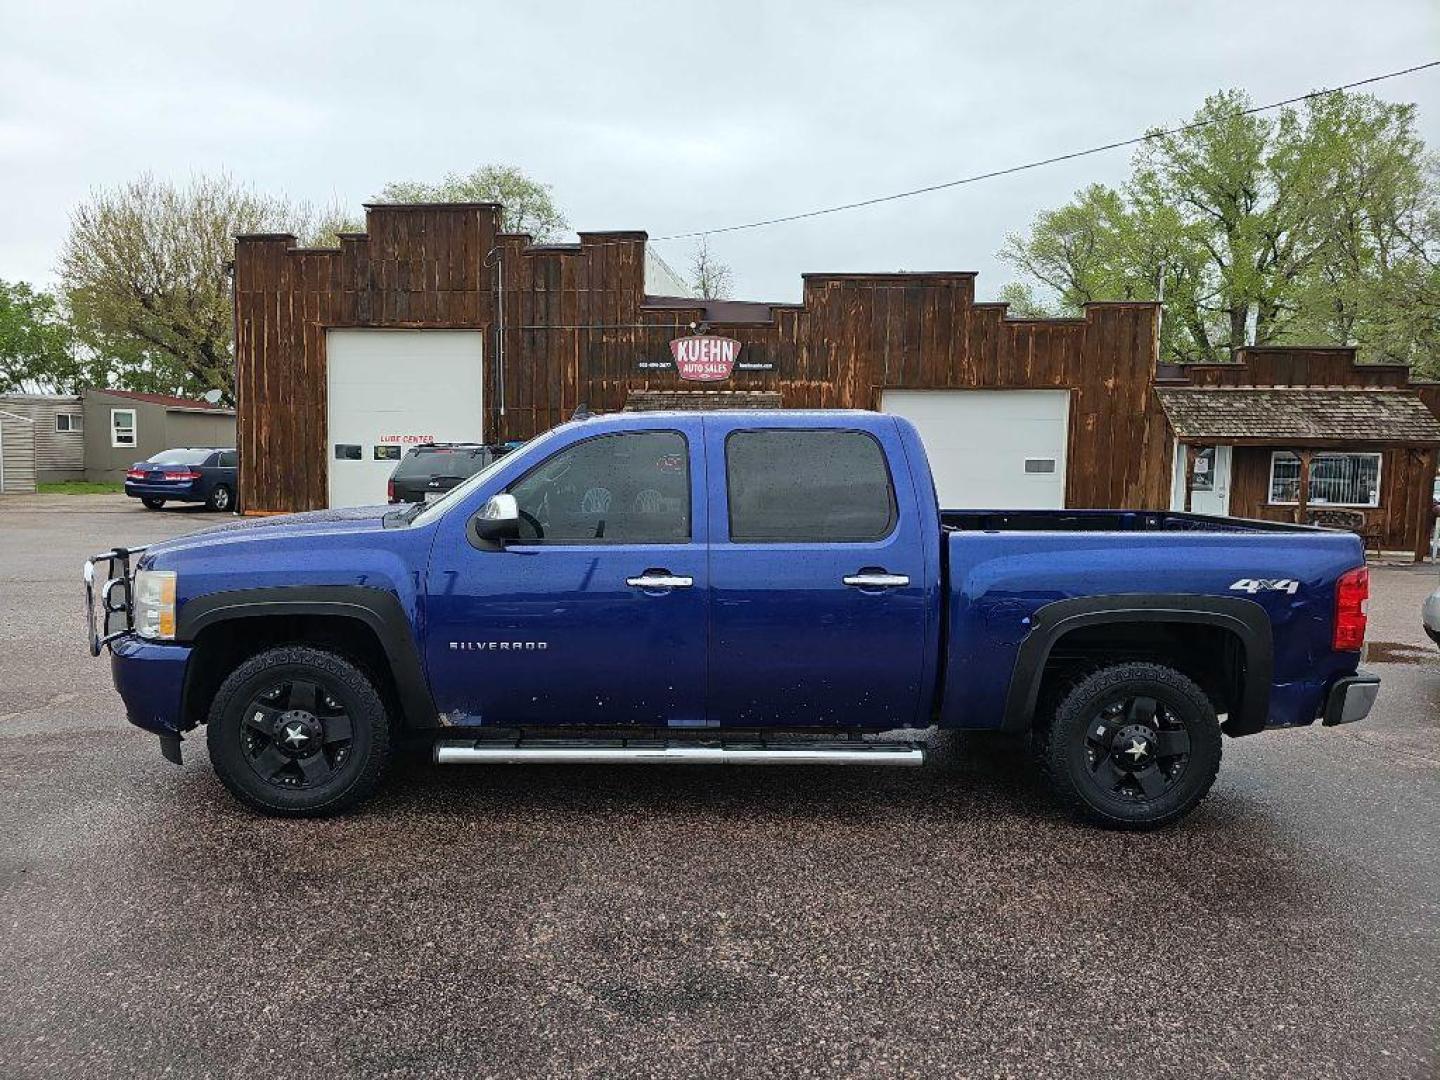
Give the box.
[208,484,232,512]
[207,646,392,816]
[239,676,353,790]
[1035,661,1222,830]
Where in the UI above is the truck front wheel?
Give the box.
[206,645,393,816]
[1034,661,1222,830]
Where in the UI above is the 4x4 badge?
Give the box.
[1229,578,1300,595]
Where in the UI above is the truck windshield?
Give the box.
[404,426,563,527]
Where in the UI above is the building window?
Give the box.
[55,413,82,433]
[1269,451,1381,508]
[110,408,137,448]
[1189,447,1215,492]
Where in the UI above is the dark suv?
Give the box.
[125,448,237,511]
[387,443,513,504]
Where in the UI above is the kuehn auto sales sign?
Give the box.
[671,335,741,381]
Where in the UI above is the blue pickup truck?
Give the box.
[84,410,1378,828]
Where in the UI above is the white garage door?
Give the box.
[882,389,1071,509]
[326,330,485,508]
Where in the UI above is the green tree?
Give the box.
[58,172,298,403]
[1000,89,1440,368]
[302,199,365,248]
[689,236,734,300]
[0,280,99,393]
[376,164,569,241]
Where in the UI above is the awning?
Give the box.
[1154,387,1440,446]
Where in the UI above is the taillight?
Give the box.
[125,468,146,480]
[162,469,202,480]
[387,478,395,501]
[1333,566,1369,652]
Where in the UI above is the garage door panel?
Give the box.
[881,390,1069,509]
[326,330,484,508]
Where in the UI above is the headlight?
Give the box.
[134,570,177,640]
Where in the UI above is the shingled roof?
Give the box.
[1154,387,1440,445]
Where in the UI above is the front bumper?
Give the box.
[1321,670,1380,726]
[111,636,192,761]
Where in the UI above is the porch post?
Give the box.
[1296,448,1313,525]
[1416,446,1439,563]
[1183,442,1198,513]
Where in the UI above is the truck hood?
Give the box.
[141,504,402,563]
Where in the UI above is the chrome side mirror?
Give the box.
[468,493,521,550]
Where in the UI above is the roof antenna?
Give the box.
[571,402,594,421]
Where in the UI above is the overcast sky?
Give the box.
[2,1,1437,303]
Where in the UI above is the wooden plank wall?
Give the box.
[234,204,1165,513]
[1228,446,1437,554]
[1172,348,1440,555]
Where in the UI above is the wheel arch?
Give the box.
[1002,594,1273,737]
[178,586,436,731]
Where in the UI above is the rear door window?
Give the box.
[218,451,237,468]
[725,429,896,542]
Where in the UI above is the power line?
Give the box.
[649,59,1440,243]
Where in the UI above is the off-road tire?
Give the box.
[141,497,165,510]
[206,484,233,512]
[207,645,392,816]
[1033,661,1222,830]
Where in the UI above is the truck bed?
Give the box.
[941,508,1319,534]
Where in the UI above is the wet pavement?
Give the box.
[1,495,1437,1079]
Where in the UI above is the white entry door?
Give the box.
[326,330,485,508]
[881,389,1071,509]
[1171,444,1231,515]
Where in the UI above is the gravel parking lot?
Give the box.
[1,494,1437,1079]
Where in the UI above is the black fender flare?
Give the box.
[1001,594,1274,737]
[177,585,436,729]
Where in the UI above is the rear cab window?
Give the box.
[724,428,897,542]
[395,447,492,480]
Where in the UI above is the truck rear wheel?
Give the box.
[1034,662,1222,830]
[206,645,392,816]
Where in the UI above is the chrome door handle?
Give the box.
[627,574,694,589]
[843,573,910,589]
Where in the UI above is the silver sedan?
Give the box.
[1426,573,1440,647]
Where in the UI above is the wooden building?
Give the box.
[233,202,1440,558]
[1156,349,1440,560]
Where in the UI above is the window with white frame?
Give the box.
[55,413,82,433]
[1269,451,1382,508]
[110,408,137,448]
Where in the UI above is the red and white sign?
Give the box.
[670,335,742,381]
[379,433,436,444]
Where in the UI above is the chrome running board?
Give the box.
[433,739,925,767]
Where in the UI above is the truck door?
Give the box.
[423,422,708,727]
[703,417,931,729]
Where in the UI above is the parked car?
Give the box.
[387,442,513,504]
[1424,571,1440,648]
[123,448,237,511]
[85,410,1378,828]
